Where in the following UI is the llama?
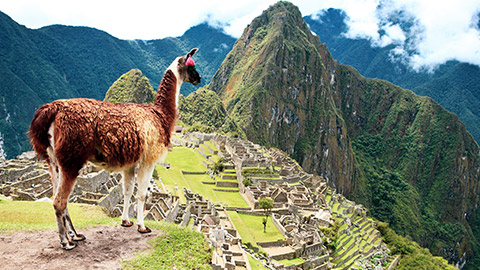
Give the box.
[28,48,201,250]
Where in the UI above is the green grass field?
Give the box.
[157,146,248,207]
[247,253,267,270]
[0,199,114,232]
[122,221,211,269]
[227,211,284,246]
[276,257,305,266]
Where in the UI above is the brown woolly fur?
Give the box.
[29,70,178,179]
[27,48,201,249]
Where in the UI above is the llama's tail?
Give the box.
[28,103,58,161]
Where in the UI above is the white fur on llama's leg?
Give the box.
[121,167,135,225]
[135,163,156,232]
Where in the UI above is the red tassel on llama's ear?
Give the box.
[186,57,195,67]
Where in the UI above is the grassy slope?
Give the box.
[0,198,211,269]
[0,199,114,232]
[247,253,267,270]
[376,221,456,270]
[122,221,211,269]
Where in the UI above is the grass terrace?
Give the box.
[227,211,284,247]
[276,257,305,267]
[157,146,248,208]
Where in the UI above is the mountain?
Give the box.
[0,11,235,158]
[208,2,480,267]
[104,69,155,104]
[304,8,480,145]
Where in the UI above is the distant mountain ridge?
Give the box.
[0,11,235,158]
[304,8,480,144]
[207,2,480,268]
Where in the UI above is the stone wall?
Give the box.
[98,184,122,213]
[165,199,181,223]
[75,170,110,195]
[216,181,238,188]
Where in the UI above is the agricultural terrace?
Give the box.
[156,146,249,208]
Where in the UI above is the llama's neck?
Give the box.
[154,66,181,106]
[167,58,183,108]
[153,69,179,145]
[154,69,179,118]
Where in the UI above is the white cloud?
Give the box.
[311,0,480,70]
[0,0,281,39]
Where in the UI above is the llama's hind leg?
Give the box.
[47,146,79,249]
[53,173,78,250]
[65,207,86,241]
[121,167,135,227]
[136,163,155,233]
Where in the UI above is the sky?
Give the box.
[1,0,479,70]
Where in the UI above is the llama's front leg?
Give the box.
[65,207,86,241]
[136,164,155,233]
[121,167,135,227]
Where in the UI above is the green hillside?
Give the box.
[178,88,242,136]
[305,9,480,145]
[104,69,155,104]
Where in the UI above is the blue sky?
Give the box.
[1,0,479,69]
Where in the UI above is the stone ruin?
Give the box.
[0,153,51,201]
[0,151,180,224]
[244,181,317,210]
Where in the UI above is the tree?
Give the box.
[259,197,274,233]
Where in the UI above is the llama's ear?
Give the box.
[186,48,198,58]
[178,57,185,65]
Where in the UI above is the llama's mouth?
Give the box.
[192,79,201,85]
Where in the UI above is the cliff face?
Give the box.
[208,1,480,265]
[305,9,480,145]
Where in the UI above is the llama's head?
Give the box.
[173,48,201,85]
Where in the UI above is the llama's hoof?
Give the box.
[73,234,86,241]
[69,231,86,241]
[61,241,77,250]
[137,225,152,234]
[121,220,133,227]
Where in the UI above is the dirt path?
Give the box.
[0,224,158,270]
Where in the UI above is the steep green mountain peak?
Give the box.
[210,0,355,200]
[104,69,155,104]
